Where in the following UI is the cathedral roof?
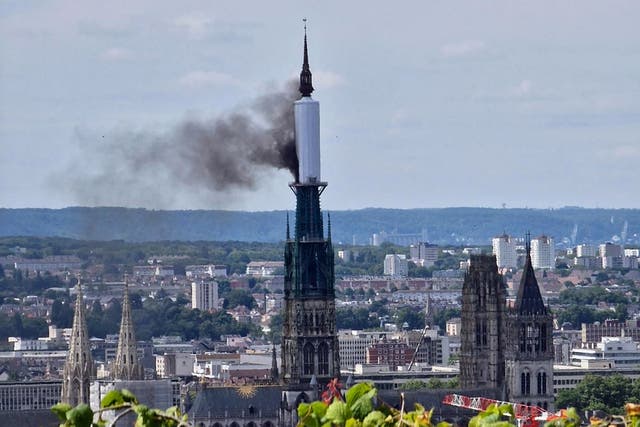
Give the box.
[188,386,283,419]
[515,246,548,316]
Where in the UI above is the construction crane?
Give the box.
[441,394,550,427]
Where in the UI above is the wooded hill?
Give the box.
[1,207,639,246]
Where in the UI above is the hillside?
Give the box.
[0,207,638,246]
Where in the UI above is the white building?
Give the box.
[338,330,396,369]
[625,249,640,257]
[492,234,517,269]
[155,353,194,378]
[383,254,408,277]
[191,281,219,311]
[531,235,555,269]
[185,264,227,278]
[570,336,640,367]
[245,261,284,277]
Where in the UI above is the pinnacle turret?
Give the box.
[113,277,144,380]
[514,233,547,316]
[61,278,94,405]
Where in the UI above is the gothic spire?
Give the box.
[515,233,547,316]
[61,277,93,405]
[299,19,314,97]
[113,276,144,380]
[271,342,279,383]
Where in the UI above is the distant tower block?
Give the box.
[61,279,94,405]
[459,255,506,390]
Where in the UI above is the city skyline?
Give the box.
[1,1,639,211]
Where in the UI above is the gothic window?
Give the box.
[519,324,527,352]
[303,343,315,375]
[540,324,547,352]
[476,324,481,346]
[318,343,329,375]
[521,371,530,396]
[536,371,547,395]
[525,324,540,353]
[482,322,488,346]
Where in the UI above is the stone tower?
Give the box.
[460,255,506,390]
[112,279,144,380]
[504,239,554,410]
[61,280,94,405]
[281,27,339,388]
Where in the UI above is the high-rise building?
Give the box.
[531,235,555,269]
[112,280,144,380]
[504,240,554,410]
[281,29,339,389]
[409,242,438,267]
[383,254,408,277]
[61,281,94,406]
[492,234,517,269]
[191,280,219,311]
[460,255,506,389]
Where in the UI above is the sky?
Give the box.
[1,1,639,212]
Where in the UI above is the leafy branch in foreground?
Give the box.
[51,389,190,427]
[297,380,452,427]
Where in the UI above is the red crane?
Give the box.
[442,394,549,427]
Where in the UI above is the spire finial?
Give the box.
[299,19,314,97]
[327,212,332,241]
[525,231,531,253]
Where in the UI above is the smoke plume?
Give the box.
[62,80,300,208]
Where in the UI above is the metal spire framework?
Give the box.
[112,277,144,380]
[61,279,94,405]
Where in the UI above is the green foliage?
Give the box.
[468,403,515,427]
[555,374,637,414]
[336,307,380,330]
[559,286,627,305]
[51,389,188,427]
[222,289,257,309]
[297,382,451,427]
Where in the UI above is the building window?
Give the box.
[303,343,315,375]
[318,343,329,375]
[521,371,530,396]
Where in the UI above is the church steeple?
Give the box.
[515,233,547,316]
[61,278,94,405]
[299,20,314,97]
[112,276,143,380]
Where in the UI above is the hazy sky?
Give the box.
[1,1,639,211]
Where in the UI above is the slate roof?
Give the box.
[189,385,283,419]
[515,250,548,316]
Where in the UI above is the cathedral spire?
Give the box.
[299,19,314,97]
[515,232,547,316]
[61,277,93,405]
[327,212,332,241]
[113,275,143,380]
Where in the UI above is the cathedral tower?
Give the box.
[281,26,339,387]
[504,237,554,410]
[460,255,506,390]
[112,278,144,380]
[61,280,94,405]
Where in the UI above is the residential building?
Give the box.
[383,254,408,277]
[409,243,439,268]
[245,261,284,277]
[492,234,517,269]
[576,244,597,258]
[185,264,227,278]
[191,280,219,311]
[531,235,555,269]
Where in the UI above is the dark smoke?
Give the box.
[61,80,299,208]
